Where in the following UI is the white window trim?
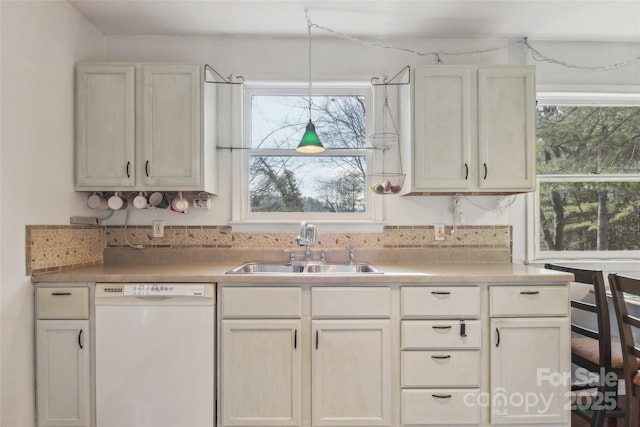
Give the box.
[526,91,640,263]
[230,83,384,231]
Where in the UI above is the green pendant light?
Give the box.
[296,12,325,153]
[297,120,324,153]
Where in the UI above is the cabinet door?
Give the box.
[36,320,90,427]
[490,317,570,425]
[221,319,302,427]
[312,320,391,427]
[141,64,202,188]
[413,67,473,190]
[76,64,135,188]
[477,67,536,191]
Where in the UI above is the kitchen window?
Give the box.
[232,85,380,226]
[528,93,640,261]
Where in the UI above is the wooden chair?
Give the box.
[545,264,624,426]
[608,273,640,427]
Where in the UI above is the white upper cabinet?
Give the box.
[76,65,136,188]
[477,67,536,191]
[412,67,473,191]
[401,65,536,194]
[75,63,218,193]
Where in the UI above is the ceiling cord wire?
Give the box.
[305,13,640,71]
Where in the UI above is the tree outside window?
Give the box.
[536,103,640,254]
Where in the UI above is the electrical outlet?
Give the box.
[434,224,446,241]
[153,220,165,238]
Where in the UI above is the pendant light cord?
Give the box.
[306,10,313,117]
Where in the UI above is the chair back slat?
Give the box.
[571,299,598,313]
[572,324,599,340]
[624,313,640,329]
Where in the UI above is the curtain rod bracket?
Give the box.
[204,64,245,85]
[370,65,410,86]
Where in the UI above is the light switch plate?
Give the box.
[435,224,446,240]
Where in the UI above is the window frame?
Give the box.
[232,83,382,226]
[527,92,640,262]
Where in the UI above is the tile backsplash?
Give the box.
[27,224,512,275]
[26,225,105,275]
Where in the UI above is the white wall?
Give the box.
[0,1,104,425]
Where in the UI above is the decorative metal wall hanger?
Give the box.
[204,64,245,85]
[370,65,410,86]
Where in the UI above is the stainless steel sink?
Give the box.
[225,262,382,274]
[226,262,305,274]
[305,263,382,273]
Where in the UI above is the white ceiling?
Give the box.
[68,0,640,42]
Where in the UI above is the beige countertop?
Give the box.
[31,261,572,284]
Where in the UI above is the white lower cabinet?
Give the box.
[490,318,570,425]
[35,287,90,427]
[220,287,302,426]
[219,285,391,427]
[312,320,391,426]
[219,282,571,427]
[489,286,571,426]
[221,319,302,426]
[400,286,481,426]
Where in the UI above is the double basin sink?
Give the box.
[226,261,382,274]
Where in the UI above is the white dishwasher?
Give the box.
[95,283,215,427]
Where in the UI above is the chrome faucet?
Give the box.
[296,222,317,262]
[346,245,356,264]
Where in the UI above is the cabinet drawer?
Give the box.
[402,389,480,425]
[402,350,480,387]
[402,320,481,349]
[36,287,89,319]
[490,285,569,317]
[221,287,301,318]
[312,287,391,318]
[401,286,480,318]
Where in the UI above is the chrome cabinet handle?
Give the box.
[431,291,451,295]
[464,163,469,180]
[126,161,131,178]
[78,329,84,349]
[520,290,540,295]
[145,160,150,177]
[431,355,451,360]
[432,394,452,399]
[483,163,488,180]
[432,325,452,330]
[51,292,71,296]
[495,328,500,347]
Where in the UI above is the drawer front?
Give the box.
[402,350,480,387]
[401,286,480,318]
[490,285,569,317]
[402,320,481,349]
[402,389,481,426]
[36,287,89,319]
[312,287,391,318]
[221,287,301,318]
